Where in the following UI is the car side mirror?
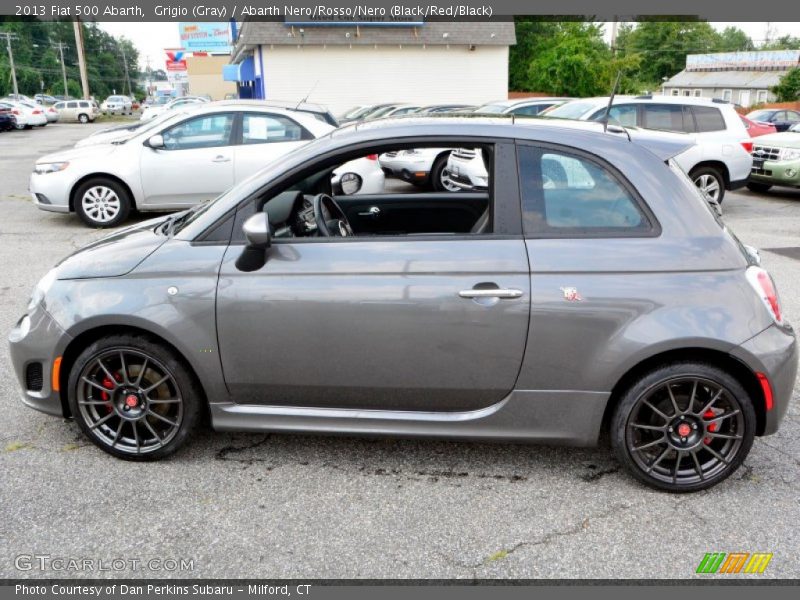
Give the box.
[236,212,274,272]
[147,134,165,149]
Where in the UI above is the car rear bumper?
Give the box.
[731,323,798,435]
[8,303,72,418]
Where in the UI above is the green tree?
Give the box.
[761,35,800,50]
[715,27,754,52]
[771,67,800,102]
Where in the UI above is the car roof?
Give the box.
[481,98,571,108]
[148,101,333,130]
[332,115,693,162]
[563,95,738,109]
[211,98,332,114]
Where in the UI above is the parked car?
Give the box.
[746,131,800,193]
[0,105,16,131]
[34,94,58,105]
[75,109,190,147]
[0,100,47,129]
[30,104,335,227]
[792,123,800,133]
[338,103,397,124]
[544,95,752,203]
[139,95,209,122]
[746,109,800,133]
[380,147,460,191]
[101,95,133,115]
[413,104,474,114]
[741,115,776,138]
[331,154,385,195]
[4,93,34,103]
[43,105,60,123]
[365,104,421,119]
[476,97,571,117]
[11,117,796,492]
[53,99,99,123]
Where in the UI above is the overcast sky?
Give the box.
[98,21,800,71]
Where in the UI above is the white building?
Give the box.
[663,50,800,107]
[226,21,516,114]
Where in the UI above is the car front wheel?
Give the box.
[611,362,755,492]
[67,335,202,460]
[74,177,131,228]
[430,154,459,192]
[690,166,726,204]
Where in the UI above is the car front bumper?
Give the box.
[8,302,72,417]
[731,323,798,435]
[750,158,800,187]
[30,172,71,212]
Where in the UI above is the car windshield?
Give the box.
[543,100,600,120]
[746,110,773,122]
[340,106,368,119]
[475,104,508,114]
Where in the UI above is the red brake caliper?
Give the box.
[100,373,123,412]
[703,410,718,445]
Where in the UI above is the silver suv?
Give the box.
[544,95,753,203]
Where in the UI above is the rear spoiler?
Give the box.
[623,128,695,161]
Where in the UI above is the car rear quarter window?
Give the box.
[517,144,654,237]
[241,113,311,145]
[692,106,726,132]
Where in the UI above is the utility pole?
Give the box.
[0,32,19,97]
[610,19,619,56]
[145,55,152,97]
[72,20,90,99]
[53,42,69,97]
[120,43,132,97]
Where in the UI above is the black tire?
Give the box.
[430,153,458,192]
[78,113,89,124]
[74,177,131,228]
[611,361,756,493]
[747,182,772,194]
[690,166,726,204]
[67,334,203,461]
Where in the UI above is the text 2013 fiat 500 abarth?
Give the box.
[9,117,797,492]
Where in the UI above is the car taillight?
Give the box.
[366,154,378,161]
[741,140,753,154]
[32,110,42,115]
[746,266,783,325]
[12,109,20,115]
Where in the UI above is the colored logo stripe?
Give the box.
[744,553,773,574]
[720,553,749,573]
[697,553,726,574]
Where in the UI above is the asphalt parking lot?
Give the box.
[0,122,799,580]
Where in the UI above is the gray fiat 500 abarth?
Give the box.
[10,117,796,492]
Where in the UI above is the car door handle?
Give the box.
[459,288,523,299]
[212,155,231,163]
[358,206,380,218]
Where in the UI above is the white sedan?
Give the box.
[31,102,379,227]
[0,100,48,129]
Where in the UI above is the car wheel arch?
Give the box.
[57,323,209,419]
[689,161,730,187]
[69,173,138,213]
[600,347,767,440]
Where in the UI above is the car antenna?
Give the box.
[602,71,622,134]
[296,80,319,110]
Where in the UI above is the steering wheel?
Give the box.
[313,194,354,237]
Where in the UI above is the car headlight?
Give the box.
[33,162,69,175]
[779,148,800,161]
[27,269,57,312]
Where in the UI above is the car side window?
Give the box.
[787,111,800,123]
[589,104,638,127]
[511,105,542,116]
[518,145,652,236]
[241,113,310,145]
[66,101,77,109]
[642,104,690,132]
[162,113,234,150]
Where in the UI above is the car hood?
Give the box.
[753,132,800,149]
[37,143,123,163]
[55,216,168,279]
[75,130,133,148]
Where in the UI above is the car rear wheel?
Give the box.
[431,154,459,192]
[747,182,772,193]
[74,178,131,228]
[78,113,89,124]
[690,166,726,203]
[67,335,202,460]
[611,362,755,492]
